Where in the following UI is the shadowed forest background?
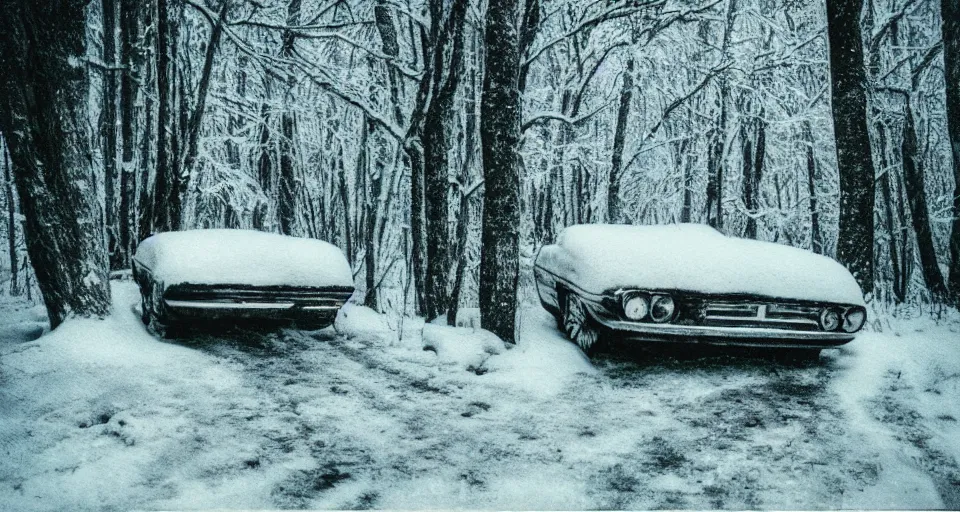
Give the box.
[0,0,959,341]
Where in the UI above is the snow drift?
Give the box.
[536,224,865,305]
[134,229,354,288]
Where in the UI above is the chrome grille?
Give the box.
[701,301,821,330]
[166,286,353,306]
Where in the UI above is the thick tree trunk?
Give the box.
[825,0,876,293]
[102,0,120,269]
[0,0,112,327]
[3,141,18,296]
[423,0,468,321]
[153,0,183,233]
[943,0,960,305]
[480,0,522,343]
[902,98,948,298]
[118,0,139,268]
[609,57,633,224]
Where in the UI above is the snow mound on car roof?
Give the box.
[134,229,354,288]
[537,224,865,305]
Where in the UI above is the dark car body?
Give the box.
[534,224,867,353]
[133,230,355,336]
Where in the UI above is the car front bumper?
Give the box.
[592,316,855,349]
[163,299,345,328]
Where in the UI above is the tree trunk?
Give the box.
[337,146,354,266]
[152,0,182,233]
[180,1,228,205]
[609,57,633,224]
[705,0,736,231]
[102,0,121,269]
[253,95,273,231]
[804,121,822,254]
[277,0,300,235]
[118,0,139,268]
[3,140,18,296]
[743,109,765,239]
[679,137,693,223]
[902,98,948,298]
[423,0,468,321]
[825,0,876,293]
[706,81,727,230]
[447,55,478,326]
[740,120,756,238]
[374,0,404,126]
[943,0,960,305]
[480,0,522,343]
[0,0,112,327]
[362,1,403,312]
[358,118,378,309]
[137,2,155,243]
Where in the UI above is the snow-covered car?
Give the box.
[133,229,355,336]
[534,224,867,355]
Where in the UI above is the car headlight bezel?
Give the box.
[622,293,650,321]
[820,308,841,331]
[841,307,867,333]
[650,295,676,323]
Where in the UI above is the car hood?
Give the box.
[536,224,866,306]
[134,229,354,289]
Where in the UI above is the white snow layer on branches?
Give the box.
[537,223,866,305]
[134,229,354,288]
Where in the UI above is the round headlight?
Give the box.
[842,308,866,333]
[820,308,841,331]
[623,296,649,321]
[650,295,676,323]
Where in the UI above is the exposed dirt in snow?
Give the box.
[1,283,960,510]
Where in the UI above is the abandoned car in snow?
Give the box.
[534,224,867,355]
[133,229,354,336]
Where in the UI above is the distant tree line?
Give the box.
[1,0,959,339]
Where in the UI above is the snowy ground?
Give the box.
[2,282,960,510]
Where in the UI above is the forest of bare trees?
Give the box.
[1,0,959,338]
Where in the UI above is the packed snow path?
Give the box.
[1,282,960,510]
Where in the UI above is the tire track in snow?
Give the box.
[869,369,960,508]
[188,326,891,509]
[586,347,883,509]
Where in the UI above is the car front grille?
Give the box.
[165,285,353,307]
[696,301,822,331]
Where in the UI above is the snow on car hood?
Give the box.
[134,229,354,288]
[537,224,865,306]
